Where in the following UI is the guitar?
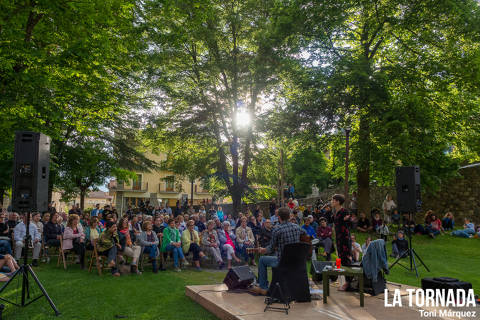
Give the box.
[246,235,313,255]
[246,247,262,254]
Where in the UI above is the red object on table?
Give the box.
[335,258,341,269]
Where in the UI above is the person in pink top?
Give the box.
[426,214,443,238]
[218,221,241,269]
[62,214,86,269]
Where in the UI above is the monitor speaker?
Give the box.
[223,266,255,290]
[12,132,51,212]
[395,166,421,213]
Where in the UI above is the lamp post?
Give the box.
[344,127,351,206]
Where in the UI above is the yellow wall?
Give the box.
[111,152,212,210]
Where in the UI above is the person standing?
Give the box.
[91,204,102,217]
[331,194,352,290]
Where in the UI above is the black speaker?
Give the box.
[395,166,421,213]
[223,266,255,290]
[12,132,51,212]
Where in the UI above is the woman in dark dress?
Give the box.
[332,194,352,291]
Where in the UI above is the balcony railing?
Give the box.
[110,182,149,192]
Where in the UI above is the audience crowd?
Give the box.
[0,193,478,280]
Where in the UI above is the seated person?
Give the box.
[319,205,334,226]
[377,220,390,241]
[425,214,443,238]
[258,219,273,248]
[195,214,207,233]
[391,209,401,225]
[350,233,362,262]
[62,214,86,269]
[249,208,306,296]
[181,220,207,271]
[391,230,409,258]
[247,215,261,239]
[356,212,372,232]
[14,215,42,266]
[451,218,476,238]
[177,215,187,233]
[401,213,415,234]
[235,217,256,266]
[349,212,359,230]
[361,236,372,253]
[0,212,12,255]
[85,216,102,249]
[96,221,121,276]
[118,218,142,274]
[44,213,63,248]
[442,212,454,231]
[415,210,434,234]
[0,253,19,277]
[226,214,236,229]
[372,213,383,232]
[217,221,241,269]
[256,213,265,227]
[160,219,188,272]
[301,215,316,238]
[316,218,333,260]
[201,220,224,269]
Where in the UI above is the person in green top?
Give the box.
[96,220,120,277]
[161,218,188,272]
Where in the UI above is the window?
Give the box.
[165,176,174,192]
[133,174,142,190]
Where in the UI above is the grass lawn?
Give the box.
[2,233,479,319]
[352,231,480,294]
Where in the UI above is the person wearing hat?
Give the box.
[97,220,121,276]
[391,230,409,258]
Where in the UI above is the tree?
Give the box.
[157,137,217,205]
[0,1,157,202]
[277,0,480,213]
[287,147,330,198]
[142,0,301,214]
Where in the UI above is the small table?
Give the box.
[322,266,364,307]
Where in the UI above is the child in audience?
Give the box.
[377,219,390,241]
[391,230,409,258]
[372,213,383,232]
[350,234,362,262]
[391,209,401,225]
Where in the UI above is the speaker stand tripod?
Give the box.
[0,212,60,316]
[389,214,430,278]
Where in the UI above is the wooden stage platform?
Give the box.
[186,282,459,320]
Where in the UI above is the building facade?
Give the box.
[108,153,212,213]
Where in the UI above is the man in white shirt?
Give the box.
[14,214,42,266]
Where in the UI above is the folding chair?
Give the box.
[57,237,75,270]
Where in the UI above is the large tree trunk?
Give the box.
[190,179,194,206]
[356,114,371,216]
[280,148,285,207]
[80,190,86,211]
[231,187,242,217]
